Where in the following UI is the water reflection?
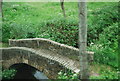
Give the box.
[9,63,48,81]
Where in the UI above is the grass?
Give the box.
[58,62,118,79]
[3,2,115,28]
[2,2,116,44]
[90,62,115,75]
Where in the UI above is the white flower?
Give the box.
[91,42,94,45]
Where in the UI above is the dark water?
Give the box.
[9,63,48,81]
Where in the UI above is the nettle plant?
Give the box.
[57,70,79,79]
[2,69,17,79]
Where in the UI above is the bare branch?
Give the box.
[60,0,66,17]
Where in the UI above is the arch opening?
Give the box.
[9,63,49,80]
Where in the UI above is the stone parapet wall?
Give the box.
[9,38,94,61]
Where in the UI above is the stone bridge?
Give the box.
[0,38,94,79]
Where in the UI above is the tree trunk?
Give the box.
[78,0,89,79]
[60,0,66,17]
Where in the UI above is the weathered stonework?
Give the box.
[9,38,94,62]
[1,47,66,78]
[1,38,94,79]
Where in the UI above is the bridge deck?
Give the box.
[33,48,80,73]
[6,47,80,73]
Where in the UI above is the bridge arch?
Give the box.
[9,63,49,79]
[1,38,94,79]
[1,47,65,78]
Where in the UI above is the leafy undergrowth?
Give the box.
[2,2,119,78]
[57,63,118,79]
[2,2,117,46]
[0,69,17,80]
[90,70,118,79]
[89,63,118,79]
[58,70,78,79]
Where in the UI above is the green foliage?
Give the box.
[87,3,118,43]
[2,22,11,42]
[38,17,78,47]
[88,43,118,68]
[90,69,118,79]
[99,23,118,47]
[87,3,118,68]
[2,69,17,79]
[2,2,118,69]
[57,69,118,80]
[88,22,118,68]
[2,2,38,42]
[57,70,79,79]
